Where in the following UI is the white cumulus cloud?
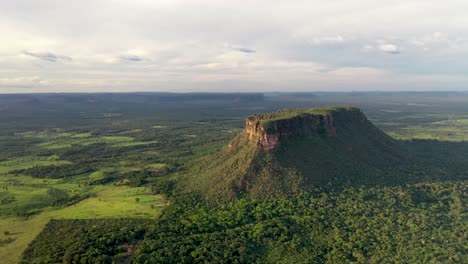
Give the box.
[378,44,400,54]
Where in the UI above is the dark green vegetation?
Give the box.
[12,163,94,179]
[136,182,466,263]
[251,106,356,127]
[21,219,150,264]
[191,106,405,200]
[0,92,466,263]
[189,106,468,201]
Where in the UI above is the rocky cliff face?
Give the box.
[195,106,404,201]
[244,111,339,151]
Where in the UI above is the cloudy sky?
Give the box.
[1,0,468,93]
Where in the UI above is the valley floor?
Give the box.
[1,92,468,263]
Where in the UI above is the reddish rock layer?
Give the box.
[244,113,337,151]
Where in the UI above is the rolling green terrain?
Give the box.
[0,92,467,263]
[135,182,466,263]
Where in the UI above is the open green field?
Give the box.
[0,156,70,174]
[377,114,468,141]
[0,185,165,263]
[0,128,171,263]
[17,130,155,150]
[1,92,468,263]
[45,186,165,219]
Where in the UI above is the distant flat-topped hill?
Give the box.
[186,106,408,200]
[243,106,357,151]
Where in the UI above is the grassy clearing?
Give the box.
[373,112,468,141]
[120,129,143,134]
[70,132,92,138]
[46,186,165,219]
[19,130,159,149]
[37,135,135,149]
[146,163,167,170]
[385,123,468,141]
[0,156,70,174]
[0,173,97,217]
[88,171,105,180]
[0,162,166,263]
[431,118,468,126]
[14,131,49,139]
[111,140,158,148]
[16,130,139,150]
[0,185,165,263]
[0,215,50,264]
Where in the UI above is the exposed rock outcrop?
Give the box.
[192,106,405,201]
[244,109,342,151]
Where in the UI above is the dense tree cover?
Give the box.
[185,108,468,201]
[21,219,151,264]
[134,181,467,263]
[3,93,468,263]
[47,187,92,206]
[12,163,94,179]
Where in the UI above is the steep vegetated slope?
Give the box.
[188,106,409,200]
[17,102,468,264]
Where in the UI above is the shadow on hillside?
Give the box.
[395,139,468,183]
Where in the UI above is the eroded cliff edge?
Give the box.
[190,106,404,201]
[243,106,361,151]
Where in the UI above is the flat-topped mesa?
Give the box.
[196,105,404,201]
[244,106,360,151]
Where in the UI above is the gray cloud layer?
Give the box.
[22,51,72,62]
[119,55,146,62]
[1,0,468,93]
[236,48,256,53]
